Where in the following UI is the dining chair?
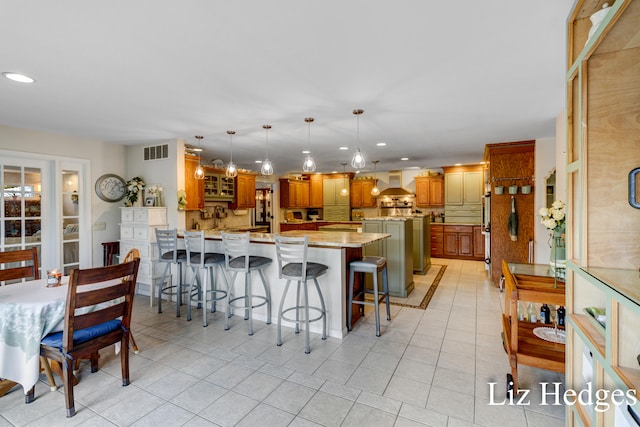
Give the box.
[33,258,140,417]
[121,248,141,354]
[0,246,39,283]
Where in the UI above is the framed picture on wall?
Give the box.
[145,197,155,206]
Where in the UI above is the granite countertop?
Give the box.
[429,222,482,226]
[201,230,390,248]
[280,220,363,224]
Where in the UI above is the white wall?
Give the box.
[0,125,127,266]
[533,111,567,263]
[534,137,556,263]
[123,139,185,231]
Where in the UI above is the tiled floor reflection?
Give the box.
[0,259,565,426]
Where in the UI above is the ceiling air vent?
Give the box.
[143,144,169,161]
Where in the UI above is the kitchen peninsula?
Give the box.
[189,230,390,338]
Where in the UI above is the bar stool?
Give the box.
[155,228,188,317]
[348,256,390,337]
[221,231,272,335]
[183,230,230,328]
[275,234,327,354]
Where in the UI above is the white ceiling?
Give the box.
[0,1,574,174]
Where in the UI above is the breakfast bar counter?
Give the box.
[190,230,390,338]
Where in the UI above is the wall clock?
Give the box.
[95,174,126,202]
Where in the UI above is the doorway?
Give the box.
[255,187,273,233]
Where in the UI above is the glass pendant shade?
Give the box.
[370,160,380,195]
[351,109,365,169]
[302,117,316,172]
[340,162,349,196]
[194,164,205,180]
[194,135,205,180]
[303,155,316,172]
[225,130,237,178]
[261,124,274,175]
[351,148,365,169]
[260,159,273,175]
[226,161,237,178]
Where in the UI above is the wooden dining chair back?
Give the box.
[120,248,140,354]
[36,258,140,417]
[0,247,39,283]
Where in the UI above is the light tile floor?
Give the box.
[0,259,565,426]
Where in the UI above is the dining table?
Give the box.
[0,276,120,396]
[0,277,70,396]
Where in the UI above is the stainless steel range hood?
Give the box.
[377,170,414,197]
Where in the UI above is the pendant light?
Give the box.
[340,162,349,196]
[193,135,205,180]
[370,160,380,196]
[225,130,237,178]
[261,125,273,176]
[351,109,366,169]
[302,117,316,172]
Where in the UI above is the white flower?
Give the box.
[539,200,566,231]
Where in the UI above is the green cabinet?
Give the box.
[362,219,414,298]
[412,216,431,275]
[443,165,483,224]
[323,177,350,221]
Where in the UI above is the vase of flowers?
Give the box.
[125,177,146,207]
[539,200,566,273]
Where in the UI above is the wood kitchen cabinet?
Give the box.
[415,175,444,207]
[308,174,323,208]
[443,225,473,258]
[430,225,444,257]
[184,155,204,210]
[350,179,376,208]
[473,225,484,259]
[230,172,256,209]
[279,179,310,208]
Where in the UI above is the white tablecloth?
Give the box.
[0,277,121,394]
[0,277,68,393]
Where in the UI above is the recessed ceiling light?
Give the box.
[255,160,262,164]
[454,163,462,166]
[339,147,348,151]
[401,157,409,161]
[3,72,36,83]
[302,150,310,154]
[192,147,203,152]
[376,142,386,147]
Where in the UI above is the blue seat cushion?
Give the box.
[41,319,122,350]
[282,262,328,279]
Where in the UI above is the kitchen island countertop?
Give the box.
[201,229,389,248]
